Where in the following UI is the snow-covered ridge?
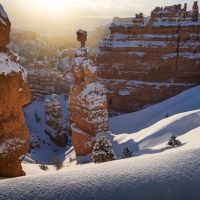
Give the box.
[0,4,8,19]
[0,4,8,26]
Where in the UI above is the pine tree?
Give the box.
[121,147,133,159]
[167,135,181,147]
[91,136,116,163]
[34,111,41,122]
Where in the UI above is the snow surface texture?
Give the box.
[0,144,199,200]
[1,86,200,199]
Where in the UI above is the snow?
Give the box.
[23,94,70,164]
[77,29,87,36]
[0,142,200,199]
[110,22,147,29]
[0,52,27,82]
[0,138,26,154]
[179,52,200,59]
[1,82,200,199]
[118,90,130,96]
[101,39,172,49]
[0,4,8,19]
[162,53,177,60]
[109,85,200,134]
[0,17,6,26]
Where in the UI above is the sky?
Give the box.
[0,0,196,30]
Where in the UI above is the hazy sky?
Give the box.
[0,0,196,30]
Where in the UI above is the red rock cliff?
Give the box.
[0,5,31,177]
[98,2,200,112]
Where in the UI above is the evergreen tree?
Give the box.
[34,111,41,122]
[91,136,116,163]
[121,147,133,159]
[167,135,181,147]
[165,113,169,118]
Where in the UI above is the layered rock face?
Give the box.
[44,94,68,146]
[98,2,200,112]
[27,61,71,100]
[69,30,108,156]
[0,4,31,177]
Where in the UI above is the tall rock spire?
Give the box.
[68,30,108,156]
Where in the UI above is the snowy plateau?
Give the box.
[0,85,200,199]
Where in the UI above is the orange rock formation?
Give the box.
[69,30,108,156]
[98,1,200,112]
[44,94,68,146]
[0,4,31,177]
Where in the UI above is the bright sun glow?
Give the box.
[36,0,67,11]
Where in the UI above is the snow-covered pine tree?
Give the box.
[121,147,133,159]
[167,135,181,147]
[91,136,116,163]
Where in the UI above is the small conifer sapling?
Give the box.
[167,135,181,147]
[34,111,41,122]
[121,147,133,159]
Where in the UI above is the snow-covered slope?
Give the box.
[0,135,200,199]
[109,85,200,134]
[1,85,200,199]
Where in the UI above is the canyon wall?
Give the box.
[98,2,200,112]
[0,4,31,177]
[27,61,72,101]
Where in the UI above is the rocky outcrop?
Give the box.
[98,2,200,112]
[69,30,108,156]
[44,94,68,146]
[27,61,72,100]
[0,4,10,51]
[0,5,31,177]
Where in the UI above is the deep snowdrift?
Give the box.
[0,137,200,200]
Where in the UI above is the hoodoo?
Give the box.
[44,94,68,147]
[68,30,108,156]
[98,2,200,112]
[0,4,31,177]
